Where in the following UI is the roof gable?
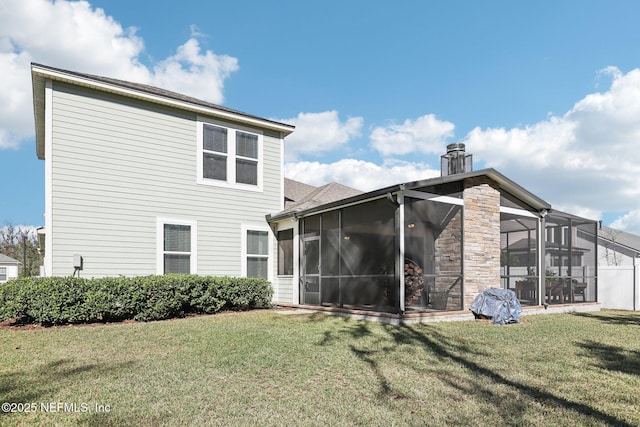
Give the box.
[284,178,318,207]
[31,63,295,160]
[281,179,363,214]
[0,253,21,265]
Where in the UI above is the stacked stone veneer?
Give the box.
[463,177,501,308]
[433,209,463,310]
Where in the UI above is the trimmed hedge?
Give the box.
[0,275,272,326]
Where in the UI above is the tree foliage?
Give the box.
[0,223,43,277]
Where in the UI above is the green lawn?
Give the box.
[0,309,639,426]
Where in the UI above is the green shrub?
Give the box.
[0,275,272,326]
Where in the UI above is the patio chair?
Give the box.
[545,280,564,304]
[571,280,587,302]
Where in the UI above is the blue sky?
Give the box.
[2,0,640,232]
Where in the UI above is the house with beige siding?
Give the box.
[31,63,294,283]
[32,63,599,320]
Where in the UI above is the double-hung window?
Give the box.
[198,119,263,190]
[157,219,197,275]
[202,125,228,181]
[0,267,6,281]
[235,131,259,185]
[242,226,270,280]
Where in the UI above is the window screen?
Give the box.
[236,132,258,159]
[203,125,227,153]
[236,158,257,185]
[164,224,191,274]
[203,153,227,181]
[278,229,294,276]
[247,230,269,279]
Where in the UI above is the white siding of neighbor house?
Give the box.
[48,81,282,280]
[0,265,20,282]
[598,241,636,267]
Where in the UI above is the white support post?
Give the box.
[538,214,545,305]
[399,192,405,313]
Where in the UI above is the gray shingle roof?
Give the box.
[284,178,318,208]
[599,225,640,254]
[0,253,21,264]
[32,62,293,130]
[282,179,363,214]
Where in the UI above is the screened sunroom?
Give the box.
[296,189,464,314]
[500,210,598,306]
[269,146,598,317]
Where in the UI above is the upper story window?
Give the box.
[198,118,263,191]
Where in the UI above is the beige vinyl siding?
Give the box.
[49,81,282,278]
[275,277,295,304]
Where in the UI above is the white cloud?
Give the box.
[370,114,455,157]
[150,38,238,105]
[462,67,640,226]
[611,210,640,235]
[278,111,363,161]
[0,0,238,149]
[464,117,579,170]
[285,67,640,229]
[285,159,439,191]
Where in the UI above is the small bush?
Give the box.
[0,275,272,326]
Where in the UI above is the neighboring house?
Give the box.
[31,63,294,282]
[597,225,640,310]
[598,225,640,266]
[0,254,21,282]
[32,63,599,319]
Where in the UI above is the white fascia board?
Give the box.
[44,79,53,276]
[31,65,295,135]
[499,206,539,218]
[402,190,464,206]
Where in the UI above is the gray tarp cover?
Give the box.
[469,288,522,325]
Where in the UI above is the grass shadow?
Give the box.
[576,340,640,376]
[0,358,136,414]
[305,312,634,426]
[572,311,640,326]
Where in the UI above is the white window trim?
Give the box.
[0,266,6,282]
[241,224,272,282]
[156,218,198,275]
[197,117,264,192]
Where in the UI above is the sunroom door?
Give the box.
[301,237,320,305]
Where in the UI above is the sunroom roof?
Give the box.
[267,168,551,223]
